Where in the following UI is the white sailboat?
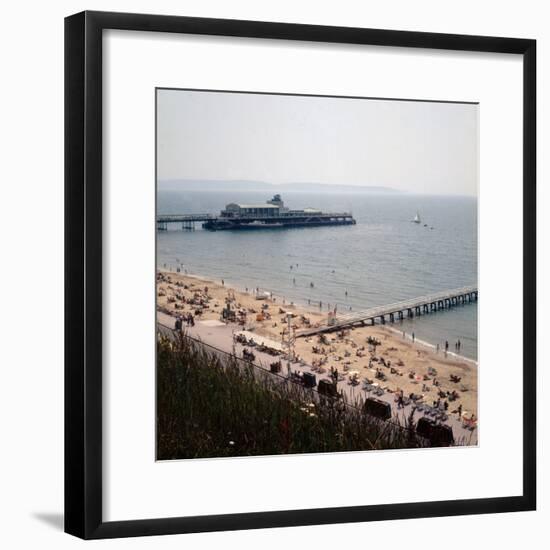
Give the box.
[412,211,421,224]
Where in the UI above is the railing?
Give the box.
[158,321,342,403]
[156,321,446,446]
[335,285,478,322]
[157,213,215,222]
[157,211,354,222]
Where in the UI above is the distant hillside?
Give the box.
[158,179,403,194]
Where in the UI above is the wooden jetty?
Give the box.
[298,285,478,337]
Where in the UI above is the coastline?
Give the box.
[384,325,478,367]
[157,268,478,418]
[158,263,323,311]
[159,264,477,363]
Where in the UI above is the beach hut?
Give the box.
[363,397,391,420]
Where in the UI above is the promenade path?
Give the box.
[157,311,477,446]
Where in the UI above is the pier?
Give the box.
[298,285,478,337]
[157,211,355,231]
[157,195,356,231]
[157,214,215,231]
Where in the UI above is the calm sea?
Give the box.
[157,191,478,360]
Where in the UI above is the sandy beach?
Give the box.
[157,269,478,419]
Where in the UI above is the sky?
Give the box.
[157,89,478,196]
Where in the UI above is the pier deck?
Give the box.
[298,285,478,337]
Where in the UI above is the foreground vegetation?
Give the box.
[157,334,423,460]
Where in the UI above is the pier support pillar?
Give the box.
[389,313,394,323]
[398,310,404,320]
[380,315,385,325]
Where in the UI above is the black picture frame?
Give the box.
[65,10,536,540]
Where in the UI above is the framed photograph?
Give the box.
[65,11,536,539]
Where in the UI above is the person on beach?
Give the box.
[412,332,415,343]
[222,279,224,286]
[457,339,461,351]
[397,390,404,409]
[445,340,449,353]
[436,343,440,353]
[457,404,463,418]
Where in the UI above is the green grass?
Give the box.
[156,334,423,460]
